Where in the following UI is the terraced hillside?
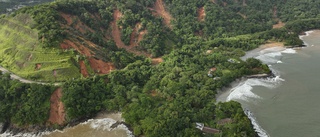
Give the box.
[0,14,79,81]
[1,0,320,136]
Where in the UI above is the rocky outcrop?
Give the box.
[0,123,3,133]
[245,73,274,78]
[0,122,9,133]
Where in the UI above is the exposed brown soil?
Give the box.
[150,90,157,97]
[260,42,284,49]
[272,6,285,29]
[111,10,126,49]
[81,38,98,49]
[79,60,89,78]
[60,12,72,25]
[130,23,147,47]
[111,10,150,57]
[197,7,206,22]
[35,63,41,70]
[60,12,94,34]
[48,88,65,125]
[60,39,118,75]
[151,58,164,65]
[60,42,72,50]
[272,21,285,29]
[61,40,92,57]
[88,58,115,74]
[152,0,173,29]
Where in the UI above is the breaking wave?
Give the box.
[225,44,297,137]
[227,46,288,102]
[1,118,133,137]
[244,109,269,137]
[299,30,314,46]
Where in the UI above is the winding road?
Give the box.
[0,66,61,86]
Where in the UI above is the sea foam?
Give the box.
[245,109,269,137]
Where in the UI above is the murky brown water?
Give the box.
[43,113,132,137]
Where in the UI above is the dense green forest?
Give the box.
[1,0,320,136]
[0,72,54,125]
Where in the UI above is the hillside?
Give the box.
[1,0,320,136]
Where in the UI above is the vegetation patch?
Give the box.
[0,14,80,82]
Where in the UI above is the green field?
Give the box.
[0,14,80,82]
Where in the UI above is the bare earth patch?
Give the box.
[151,58,164,65]
[272,21,285,29]
[35,63,41,70]
[89,58,115,74]
[260,42,284,49]
[60,42,72,50]
[152,0,173,29]
[130,23,147,47]
[79,60,89,77]
[197,7,206,22]
[61,40,92,57]
[48,88,65,125]
[150,90,158,97]
[60,12,94,34]
[271,6,285,29]
[111,10,150,57]
[111,10,126,49]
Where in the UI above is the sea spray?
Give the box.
[1,118,133,137]
[219,42,297,136]
[299,30,314,46]
[244,109,269,137]
[226,76,283,102]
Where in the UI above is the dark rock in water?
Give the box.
[245,73,272,78]
[0,123,3,133]
[110,121,127,129]
[0,122,9,133]
[286,44,307,49]
[299,32,307,35]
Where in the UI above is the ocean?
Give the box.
[1,113,133,137]
[2,31,319,137]
[217,30,320,137]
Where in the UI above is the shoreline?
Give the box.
[215,41,288,136]
[216,30,319,137]
[1,112,133,137]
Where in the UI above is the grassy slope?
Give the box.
[0,14,80,82]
